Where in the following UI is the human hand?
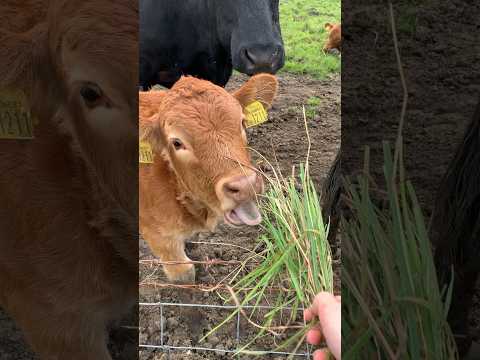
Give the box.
[304,292,341,360]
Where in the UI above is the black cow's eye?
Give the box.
[80,83,103,107]
[172,138,184,150]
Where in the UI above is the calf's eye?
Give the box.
[172,138,185,150]
[80,83,103,107]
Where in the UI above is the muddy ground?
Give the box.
[139,72,341,360]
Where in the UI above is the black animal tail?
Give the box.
[321,150,341,244]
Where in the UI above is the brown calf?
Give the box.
[323,23,342,53]
[0,1,137,359]
[139,74,278,283]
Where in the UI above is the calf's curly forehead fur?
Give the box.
[49,0,138,94]
[162,78,243,133]
[140,75,277,143]
[140,77,250,180]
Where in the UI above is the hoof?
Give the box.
[164,263,196,284]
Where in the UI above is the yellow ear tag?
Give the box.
[0,89,35,139]
[244,101,268,128]
[139,141,154,164]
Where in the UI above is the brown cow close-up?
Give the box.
[139,74,278,283]
[0,1,138,359]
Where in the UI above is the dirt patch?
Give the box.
[139,72,341,359]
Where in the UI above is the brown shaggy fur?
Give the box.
[0,1,138,359]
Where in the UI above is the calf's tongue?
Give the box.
[233,201,262,226]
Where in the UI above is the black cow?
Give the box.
[431,98,480,358]
[139,0,285,88]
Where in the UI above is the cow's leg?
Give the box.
[32,335,112,360]
[148,236,195,283]
[4,299,111,360]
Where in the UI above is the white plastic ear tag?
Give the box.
[139,141,154,164]
[0,89,35,139]
[244,101,268,128]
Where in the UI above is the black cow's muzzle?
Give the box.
[237,43,285,75]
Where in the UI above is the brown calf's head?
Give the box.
[53,1,139,223]
[323,23,341,53]
[0,1,139,267]
[0,0,138,213]
[50,1,138,156]
[141,74,278,227]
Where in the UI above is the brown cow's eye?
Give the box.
[80,83,103,107]
[172,138,185,150]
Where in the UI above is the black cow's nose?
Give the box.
[240,44,284,74]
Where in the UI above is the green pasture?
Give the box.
[280,0,341,78]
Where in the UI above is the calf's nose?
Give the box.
[223,173,263,203]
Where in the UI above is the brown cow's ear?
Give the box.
[232,73,278,111]
[140,115,164,151]
[325,23,333,30]
[139,90,167,150]
[0,27,42,91]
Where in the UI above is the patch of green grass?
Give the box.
[280,0,341,78]
[307,96,321,107]
[396,6,418,36]
[306,96,322,117]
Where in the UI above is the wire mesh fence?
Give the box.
[139,301,312,359]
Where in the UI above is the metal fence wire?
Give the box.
[139,302,313,358]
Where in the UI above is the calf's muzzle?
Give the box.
[219,172,264,226]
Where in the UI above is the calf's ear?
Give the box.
[232,73,278,111]
[324,23,333,31]
[139,90,167,150]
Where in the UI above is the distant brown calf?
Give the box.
[323,23,342,53]
[139,74,278,283]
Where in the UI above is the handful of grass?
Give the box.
[342,142,458,359]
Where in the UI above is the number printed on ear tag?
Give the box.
[139,141,154,164]
[0,89,35,139]
[244,101,268,128]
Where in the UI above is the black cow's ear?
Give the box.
[232,73,278,111]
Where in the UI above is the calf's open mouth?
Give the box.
[224,200,262,226]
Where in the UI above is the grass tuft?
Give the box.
[341,142,458,359]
